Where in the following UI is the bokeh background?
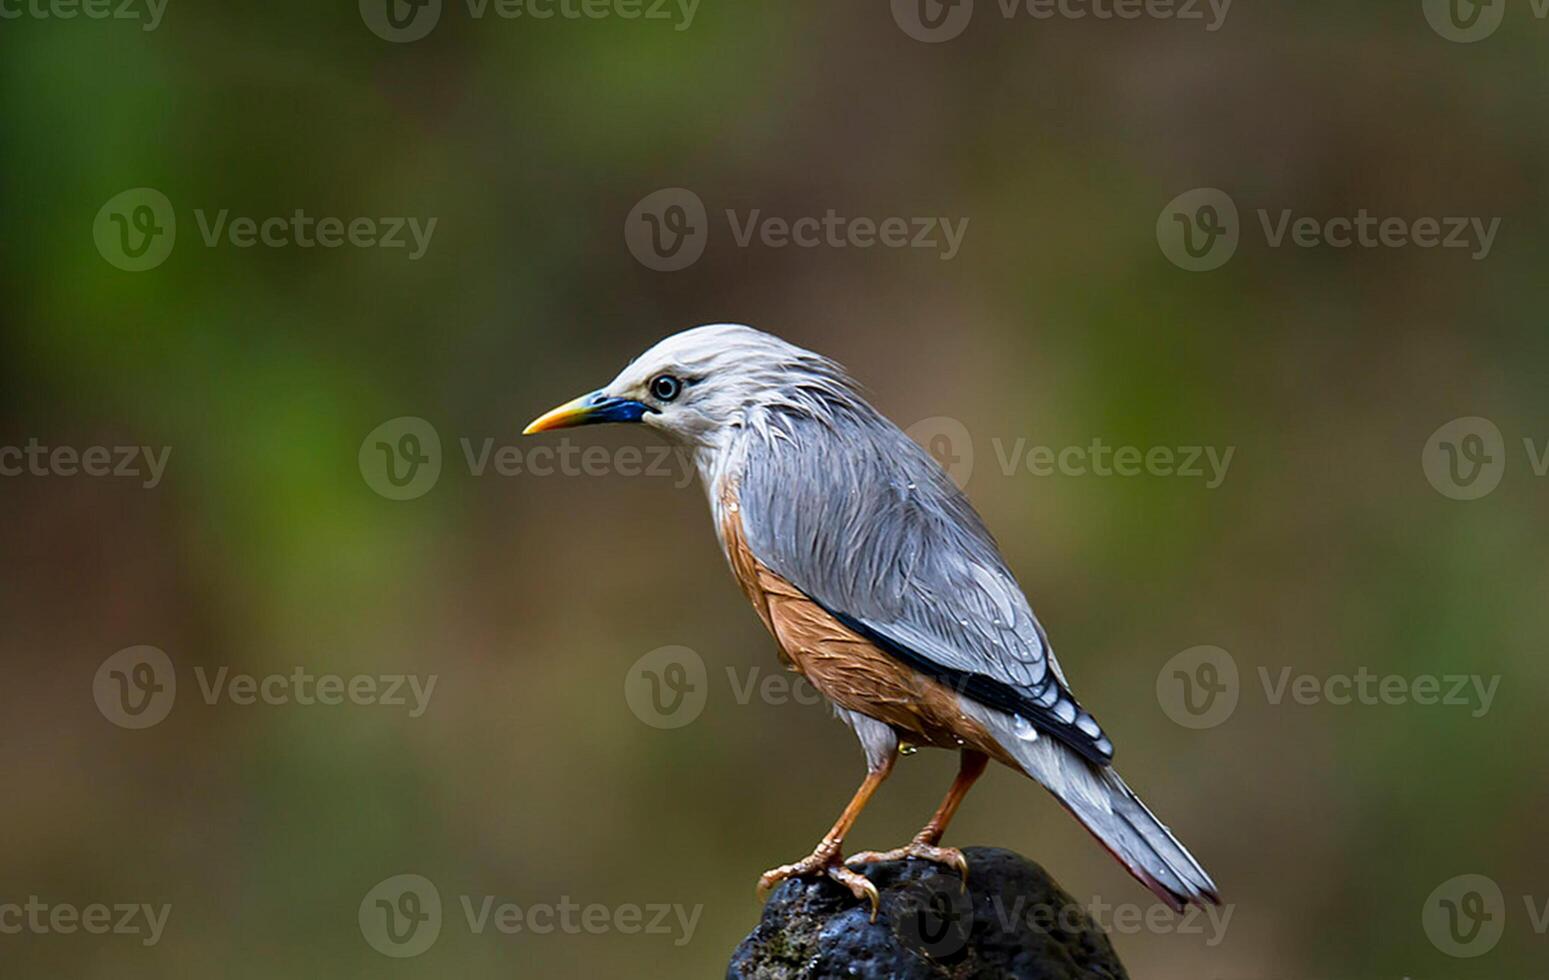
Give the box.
[4,1,1549,976]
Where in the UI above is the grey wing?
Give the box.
[737,404,1114,765]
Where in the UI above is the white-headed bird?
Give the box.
[525,324,1219,916]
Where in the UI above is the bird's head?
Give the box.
[523,323,857,448]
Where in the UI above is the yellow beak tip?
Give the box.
[523,395,594,435]
[522,416,564,436]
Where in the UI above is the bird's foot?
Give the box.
[758,841,882,921]
[846,838,970,888]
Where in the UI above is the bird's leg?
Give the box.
[847,749,989,885]
[757,753,895,919]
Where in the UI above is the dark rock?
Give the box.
[727,847,1128,980]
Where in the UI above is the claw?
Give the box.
[756,865,794,901]
[757,842,882,921]
[757,840,842,901]
[846,841,970,890]
[825,864,881,921]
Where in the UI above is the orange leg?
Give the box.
[847,750,988,884]
[758,752,895,919]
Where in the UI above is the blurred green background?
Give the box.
[4,1,1549,976]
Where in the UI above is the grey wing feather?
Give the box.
[737,401,1114,765]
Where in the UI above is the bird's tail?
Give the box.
[962,702,1220,911]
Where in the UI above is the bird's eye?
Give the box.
[649,374,682,402]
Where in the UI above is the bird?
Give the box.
[524,323,1219,917]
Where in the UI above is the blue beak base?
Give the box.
[523,390,652,434]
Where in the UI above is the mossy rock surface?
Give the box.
[727,846,1129,979]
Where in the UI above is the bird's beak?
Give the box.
[523,389,651,435]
